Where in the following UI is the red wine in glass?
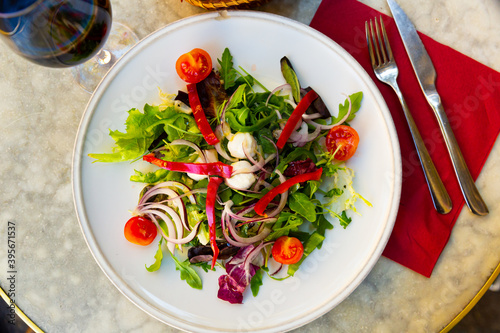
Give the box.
[0,0,112,68]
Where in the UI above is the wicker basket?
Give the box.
[184,0,270,10]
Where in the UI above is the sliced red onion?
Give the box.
[236,217,278,227]
[302,113,322,120]
[221,202,272,247]
[220,87,243,124]
[231,150,272,176]
[270,262,284,276]
[138,188,206,208]
[288,122,308,142]
[274,109,283,121]
[221,211,247,247]
[235,202,257,217]
[243,241,273,275]
[139,202,184,235]
[138,188,191,231]
[226,216,271,247]
[214,124,238,163]
[292,124,322,147]
[305,94,352,130]
[224,200,254,221]
[261,136,279,172]
[170,139,206,163]
[145,211,202,245]
[264,170,288,218]
[139,181,198,205]
[265,84,292,106]
[252,171,268,192]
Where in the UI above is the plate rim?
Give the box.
[72,10,402,333]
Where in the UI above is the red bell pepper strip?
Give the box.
[143,154,233,178]
[254,167,323,216]
[187,83,219,146]
[207,176,223,269]
[276,89,319,149]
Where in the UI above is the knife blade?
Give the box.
[387,0,489,216]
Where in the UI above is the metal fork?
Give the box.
[366,17,452,214]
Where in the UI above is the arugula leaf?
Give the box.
[287,232,325,276]
[339,211,352,229]
[224,84,246,112]
[250,269,264,297]
[255,127,275,154]
[146,239,163,272]
[331,92,363,124]
[217,48,238,90]
[170,252,203,290]
[345,91,363,122]
[312,209,334,247]
[266,212,303,241]
[289,192,316,222]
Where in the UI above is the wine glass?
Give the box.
[0,0,138,92]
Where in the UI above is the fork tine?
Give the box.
[368,19,382,66]
[374,17,387,64]
[379,16,393,62]
[365,21,376,67]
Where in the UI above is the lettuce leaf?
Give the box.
[146,238,164,272]
[88,104,164,163]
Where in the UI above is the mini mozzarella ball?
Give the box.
[187,149,219,181]
[227,132,257,159]
[225,160,257,190]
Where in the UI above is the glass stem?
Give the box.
[96,49,112,65]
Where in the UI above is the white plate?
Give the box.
[72,11,401,333]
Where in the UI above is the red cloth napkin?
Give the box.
[310,0,500,277]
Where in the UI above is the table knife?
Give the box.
[387,0,488,216]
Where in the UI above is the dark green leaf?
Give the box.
[250,269,264,297]
[287,232,325,276]
[339,211,352,229]
[289,192,317,222]
[217,48,238,90]
[170,252,203,290]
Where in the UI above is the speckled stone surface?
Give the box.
[0,0,499,332]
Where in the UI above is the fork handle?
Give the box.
[429,98,489,216]
[392,85,453,214]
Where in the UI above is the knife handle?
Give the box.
[393,86,452,214]
[429,94,489,216]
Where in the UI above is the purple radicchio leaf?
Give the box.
[217,245,259,304]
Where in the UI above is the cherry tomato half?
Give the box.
[175,48,212,83]
[124,216,157,246]
[325,125,359,161]
[271,236,304,265]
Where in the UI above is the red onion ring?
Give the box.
[170,139,207,163]
[305,94,352,130]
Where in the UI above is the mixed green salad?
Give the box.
[89,47,369,304]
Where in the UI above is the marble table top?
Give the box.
[1,0,499,332]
